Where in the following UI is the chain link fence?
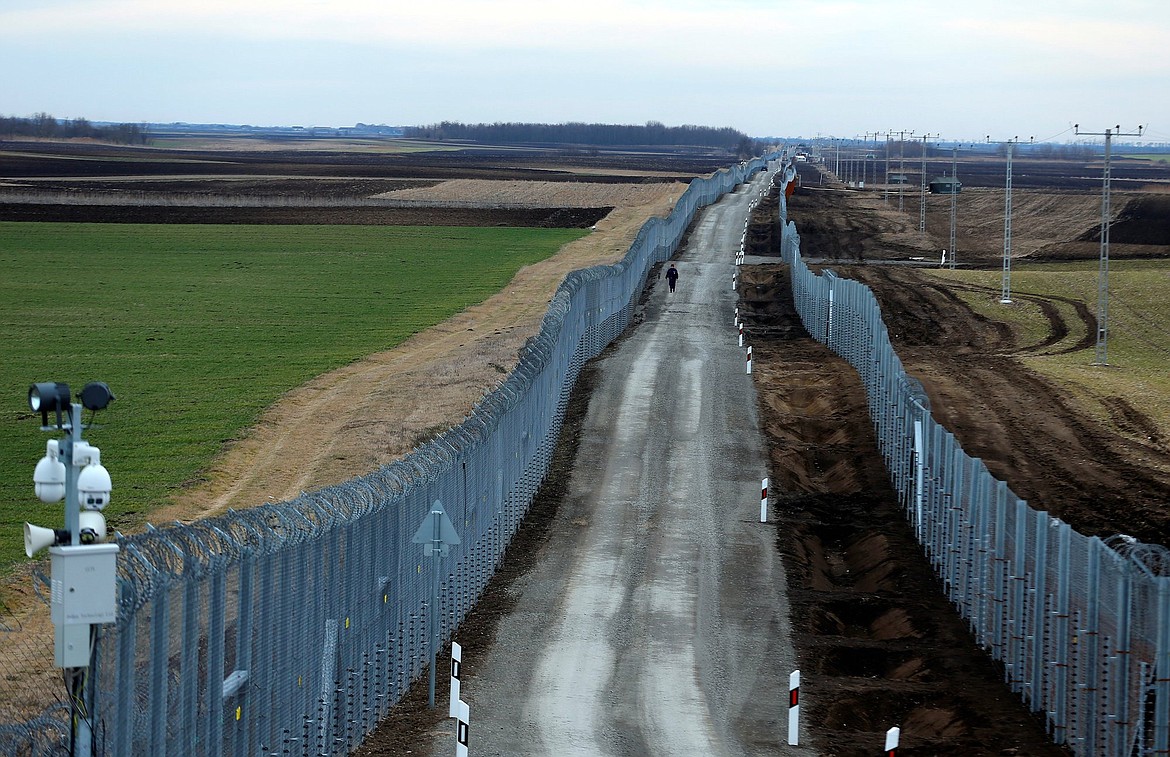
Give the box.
[0,155,778,756]
[778,172,1170,756]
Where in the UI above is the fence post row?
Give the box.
[0,154,787,755]
[775,157,1170,757]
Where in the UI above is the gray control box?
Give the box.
[50,544,118,625]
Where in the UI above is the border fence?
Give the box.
[777,169,1170,756]
[0,154,779,756]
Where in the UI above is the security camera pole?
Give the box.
[25,381,119,757]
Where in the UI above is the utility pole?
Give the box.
[873,131,892,203]
[884,132,892,204]
[897,130,913,212]
[861,132,880,188]
[1075,123,1144,365]
[918,133,939,232]
[989,135,1032,303]
[948,144,960,269]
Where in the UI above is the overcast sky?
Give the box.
[2,0,1167,143]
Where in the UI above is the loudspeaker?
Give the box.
[23,512,106,557]
[24,522,63,558]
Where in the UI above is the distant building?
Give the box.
[887,173,910,184]
[929,176,963,194]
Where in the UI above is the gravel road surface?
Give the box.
[423,172,814,756]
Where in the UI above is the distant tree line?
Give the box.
[0,112,146,144]
[405,120,758,155]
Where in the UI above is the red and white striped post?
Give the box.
[746,345,753,374]
[787,669,800,745]
[884,726,900,756]
[739,321,744,347]
[448,641,462,717]
[760,477,769,522]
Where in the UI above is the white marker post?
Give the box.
[739,321,744,347]
[746,346,753,374]
[913,420,924,541]
[448,641,462,718]
[884,726,900,756]
[787,669,800,745]
[455,699,470,757]
[760,478,769,523]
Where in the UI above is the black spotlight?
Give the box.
[80,382,116,412]
[28,382,71,428]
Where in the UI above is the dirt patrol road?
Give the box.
[419,171,810,756]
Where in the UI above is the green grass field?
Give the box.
[928,260,1170,439]
[1124,154,1170,164]
[0,222,587,570]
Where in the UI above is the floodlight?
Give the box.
[28,382,71,427]
[80,382,115,412]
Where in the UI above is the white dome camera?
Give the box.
[77,461,112,510]
[33,439,66,503]
[73,442,112,510]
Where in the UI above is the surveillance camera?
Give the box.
[78,511,107,544]
[34,439,66,503]
[77,462,112,510]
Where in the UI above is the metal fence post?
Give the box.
[1083,541,1103,754]
[1155,576,1170,753]
[1031,509,1050,710]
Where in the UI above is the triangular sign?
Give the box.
[411,500,461,555]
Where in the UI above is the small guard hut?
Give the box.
[929,176,963,194]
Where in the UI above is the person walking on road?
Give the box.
[665,263,679,293]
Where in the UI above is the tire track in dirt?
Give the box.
[937,279,1098,356]
[837,266,1170,546]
